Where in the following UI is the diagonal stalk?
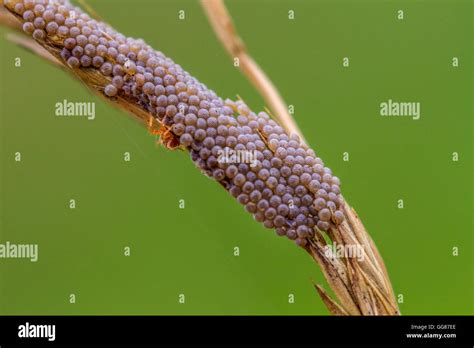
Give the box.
[200,0,400,315]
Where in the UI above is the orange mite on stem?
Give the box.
[147,115,180,150]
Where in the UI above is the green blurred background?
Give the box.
[0,0,472,315]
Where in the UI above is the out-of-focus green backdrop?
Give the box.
[0,0,472,315]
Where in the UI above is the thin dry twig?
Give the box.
[200,0,305,143]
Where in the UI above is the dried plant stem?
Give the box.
[1,2,399,315]
[200,1,400,315]
[5,32,62,66]
[200,0,305,143]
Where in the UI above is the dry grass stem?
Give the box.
[200,0,305,143]
[2,1,399,315]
